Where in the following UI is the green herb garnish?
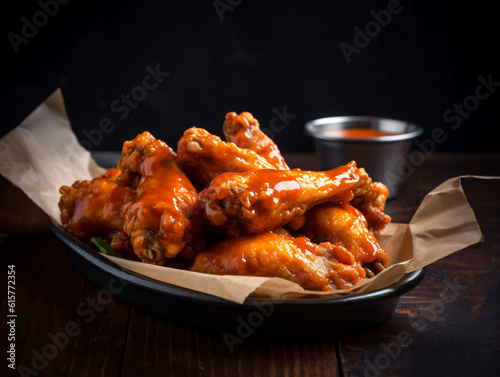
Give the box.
[90,237,125,258]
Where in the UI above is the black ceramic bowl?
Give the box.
[50,220,425,340]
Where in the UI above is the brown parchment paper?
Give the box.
[0,89,104,221]
[0,89,493,304]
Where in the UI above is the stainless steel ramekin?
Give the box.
[305,116,423,199]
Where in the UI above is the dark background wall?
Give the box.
[1,0,499,153]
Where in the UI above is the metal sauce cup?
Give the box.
[305,116,423,199]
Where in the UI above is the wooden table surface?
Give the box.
[1,152,499,377]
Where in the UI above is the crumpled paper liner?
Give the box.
[0,89,492,304]
[0,89,104,221]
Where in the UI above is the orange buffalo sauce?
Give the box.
[321,128,398,138]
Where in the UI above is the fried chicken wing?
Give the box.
[351,182,391,235]
[177,127,275,188]
[116,131,204,263]
[298,203,389,275]
[190,233,365,290]
[198,161,371,235]
[223,111,289,170]
[58,167,135,252]
[222,114,391,232]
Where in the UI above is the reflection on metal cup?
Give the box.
[305,116,423,199]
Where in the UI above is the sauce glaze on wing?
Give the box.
[58,167,135,253]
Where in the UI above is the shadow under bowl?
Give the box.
[50,220,425,340]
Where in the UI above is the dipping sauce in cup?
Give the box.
[305,116,423,199]
[319,129,399,138]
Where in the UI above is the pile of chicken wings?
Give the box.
[59,112,391,291]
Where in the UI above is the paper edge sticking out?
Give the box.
[406,176,490,272]
[103,254,274,304]
[0,89,104,223]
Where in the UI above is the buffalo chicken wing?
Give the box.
[116,131,204,264]
[298,203,389,275]
[198,161,371,235]
[222,113,390,235]
[223,111,289,170]
[351,182,391,235]
[177,127,275,188]
[58,167,136,253]
[190,232,365,290]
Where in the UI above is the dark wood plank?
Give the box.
[121,308,340,377]
[120,309,204,377]
[206,333,339,377]
[0,177,130,377]
[2,152,499,377]
[338,155,500,377]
